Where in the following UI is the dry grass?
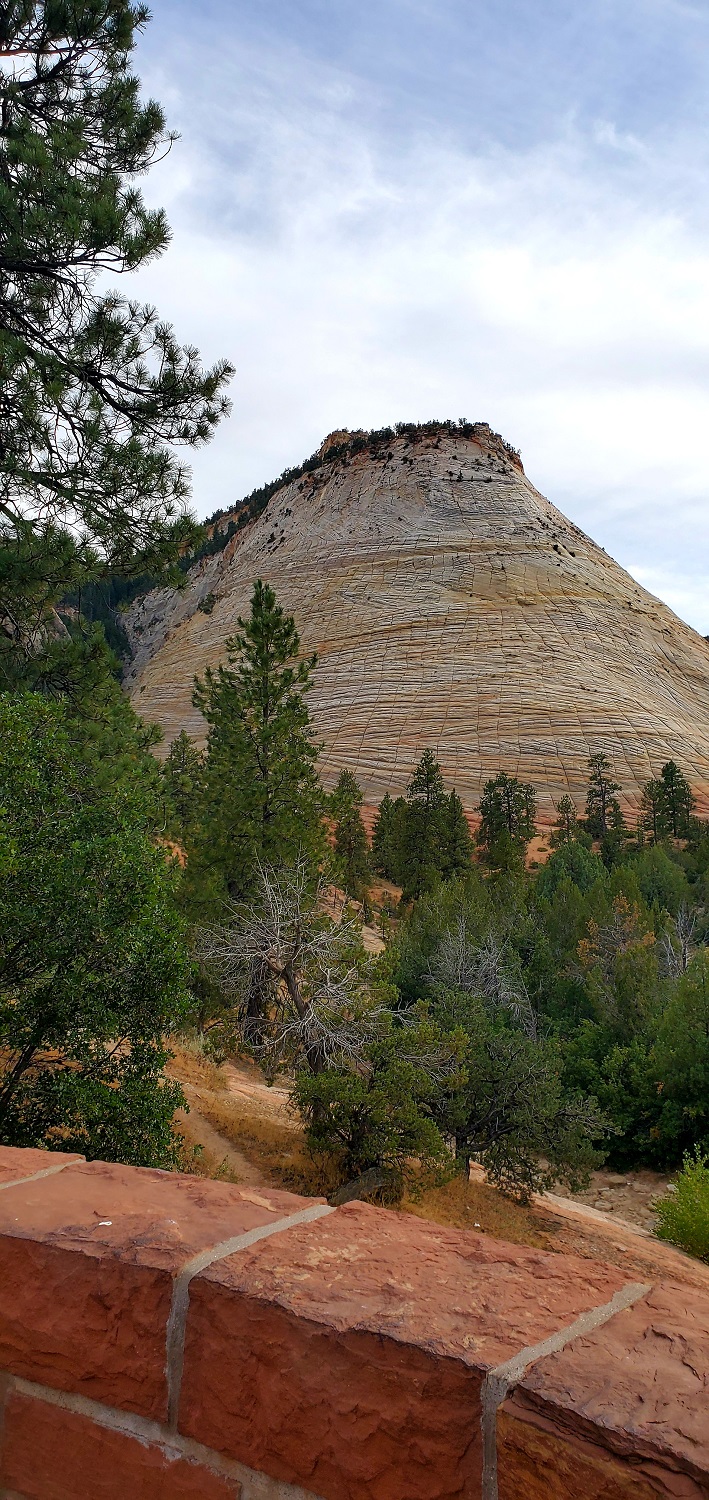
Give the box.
[167,1041,229,1094]
[402,1173,559,1250]
[168,1042,339,1195]
[174,1129,242,1185]
[167,1043,560,1250]
[193,1090,341,1198]
[183,1086,560,1250]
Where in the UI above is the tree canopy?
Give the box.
[477,771,536,866]
[0,0,232,669]
[370,755,472,895]
[0,693,190,1162]
[330,769,370,900]
[584,752,622,838]
[188,580,324,910]
[162,730,204,844]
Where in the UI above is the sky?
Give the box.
[131,0,709,632]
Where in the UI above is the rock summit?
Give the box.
[125,422,709,818]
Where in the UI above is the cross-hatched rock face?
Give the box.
[124,425,709,819]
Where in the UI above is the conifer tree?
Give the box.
[371,792,395,877]
[599,798,628,868]
[0,694,190,1164]
[162,731,204,843]
[478,772,537,861]
[0,1,232,671]
[189,581,324,910]
[584,753,622,838]
[551,794,578,845]
[660,761,694,838]
[371,793,407,883]
[440,789,474,876]
[401,749,447,897]
[640,778,668,845]
[330,770,370,900]
[408,748,446,807]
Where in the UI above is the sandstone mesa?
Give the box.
[124,423,709,820]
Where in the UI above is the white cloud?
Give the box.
[592,121,644,153]
[127,10,709,634]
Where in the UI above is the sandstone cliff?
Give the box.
[124,422,709,819]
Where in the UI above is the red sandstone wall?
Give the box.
[0,1144,707,1500]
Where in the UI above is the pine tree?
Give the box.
[440,790,474,876]
[371,793,395,877]
[371,793,407,883]
[640,779,668,845]
[0,694,190,1164]
[523,783,537,836]
[599,798,628,868]
[660,761,695,838]
[400,749,447,897]
[478,772,537,861]
[189,581,324,910]
[0,1,232,673]
[15,617,165,810]
[584,753,622,838]
[330,770,370,900]
[408,749,446,807]
[551,794,578,845]
[162,732,204,843]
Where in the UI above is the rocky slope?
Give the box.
[124,421,709,818]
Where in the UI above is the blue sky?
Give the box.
[132,0,709,631]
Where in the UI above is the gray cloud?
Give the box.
[128,0,709,631]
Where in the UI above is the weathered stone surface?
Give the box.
[502,1279,709,1496]
[0,1158,313,1420]
[179,1201,628,1500]
[124,426,709,818]
[3,1146,709,1500]
[0,1146,82,1187]
[496,1407,688,1500]
[0,1388,243,1499]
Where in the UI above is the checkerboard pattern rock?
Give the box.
[123,425,709,820]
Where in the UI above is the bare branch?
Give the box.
[196,859,387,1074]
[660,902,697,978]
[427,916,537,1038]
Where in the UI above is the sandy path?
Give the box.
[175,1095,268,1185]
[221,1061,296,1126]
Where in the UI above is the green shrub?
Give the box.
[655,1149,709,1261]
[0,694,191,1165]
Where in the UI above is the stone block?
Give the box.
[179,1201,628,1500]
[0,1146,83,1187]
[0,1158,313,1420]
[496,1405,675,1500]
[500,1279,709,1498]
[0,1388,242,1499]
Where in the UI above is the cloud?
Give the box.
[127,1,709,633]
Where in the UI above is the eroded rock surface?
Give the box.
[499,1279,709,1498]
[125,425,709,816]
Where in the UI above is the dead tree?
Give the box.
[197,860,386,1075]
[427,915,537,1038]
